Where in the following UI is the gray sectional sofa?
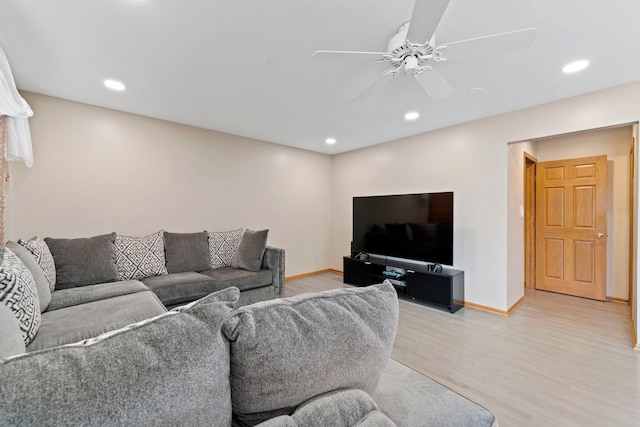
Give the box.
[40,229,285,309]
[1,281,498,426]
[0,228,284,354]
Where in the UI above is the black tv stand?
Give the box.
[343,256,464,313]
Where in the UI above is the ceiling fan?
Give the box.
[312,0,536,101]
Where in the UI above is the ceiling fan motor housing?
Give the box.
[385,21,440,74]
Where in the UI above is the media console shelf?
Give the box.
[343,256,464,313]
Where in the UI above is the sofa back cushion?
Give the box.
[222,281,399,425]
[0,287,240,426]
[18,237,56,291]
[0,301,26,358]
[114,231,168,280]
[6,242,51,312]
[45,233,119,289]
[0,248,41,345]
[164,231,209,273]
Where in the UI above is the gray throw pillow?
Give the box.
[222,281,399,425]
[0,287,240,426]
[0,248,41,345]
[45,233,119,289]
[164,231,210,273]
[232,229,268,272]
[6,242,51,312]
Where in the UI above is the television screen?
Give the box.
[352,192,453,265]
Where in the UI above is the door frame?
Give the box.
[630,135,636,307]
[524,152,537,289]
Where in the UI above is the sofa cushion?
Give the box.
[0,302,26,358]
[372,359,496,427]
[26,290,167,351]
[164,231,209,273]
[222,281,399,425]
[45,233,119,289]
[1,287,239,426]
[258,389,397,427]
[0,248,41,345]
[114,231,168,280]
[200,266,272,291]
[19,236,56,291]
[208,228,244,269]
[142,271,217,306]
[7,241,51,312]
[47,280,150,311]
[232,229,269,272]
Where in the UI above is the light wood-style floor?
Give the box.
[285,272,640,427]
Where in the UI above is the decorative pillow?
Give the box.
[0,287,240,425]
[19,236,56,291]
[6,242,51,312]
[232,229,268,272]
[222,281,399,425]
[114,231,168,280]
[208,228,244,269]
[0,248,41,345]
[45,233,119,289]
[164,231,210,273]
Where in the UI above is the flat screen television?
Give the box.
[352,192,453,265]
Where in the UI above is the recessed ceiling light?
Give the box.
[325,137,337,145]
[104,79,126,91]
[467,87,487,95]
[562,60,589,74]
[404,111,420,121]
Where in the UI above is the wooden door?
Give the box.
[535,155,607,300]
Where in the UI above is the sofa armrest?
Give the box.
[262,247,285,297]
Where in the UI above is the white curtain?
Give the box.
[0,46,33,167]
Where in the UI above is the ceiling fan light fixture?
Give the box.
[404,56,419,74]
[104,79,126,91]
[404,111,420,121]
[325,137,337,145]
[562,60,589,74]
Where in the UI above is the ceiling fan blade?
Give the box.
[406,0,451,44]
[414,67,453,100]
[350,68,398,102]
[442,28,537,60]
[312,50,388,59]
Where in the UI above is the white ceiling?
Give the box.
[1,0,640,154]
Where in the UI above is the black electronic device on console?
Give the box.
[427,263,443,273]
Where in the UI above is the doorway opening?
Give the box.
[521,125,634,302]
